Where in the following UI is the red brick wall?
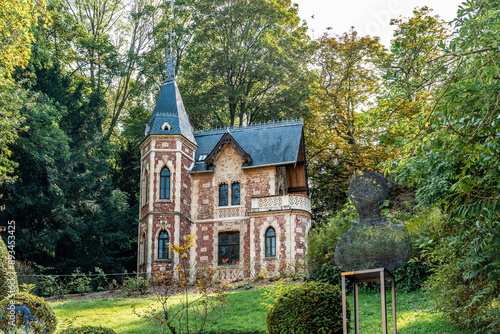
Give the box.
[180,155,192,217]
[244,169,272,210]
[195,223,215,264]
[295,213,310,259]
[196,178,214,220]
[155,140,176,149]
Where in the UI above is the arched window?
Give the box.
[158,231,169,259]
[231,182,240,205]
[219,183,228,206]
[143,171,149,205]
[265,227,276,257]
[160,167,170,199]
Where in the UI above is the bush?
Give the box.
[67,269,92,295]
[37,274,68,297]
[266,281,349,334]
[0,292,57,333]
[0,237,18,299]
[60,326,117,333]
[120,276,149,296]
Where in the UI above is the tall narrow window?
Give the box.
[158,231,169,259]
[141,233,147,265]
[219,183,228,206]
[144,172,149,204]
[218,232,239,265]
[160,167,170,199]
[265,227,276,257]
[231,182,240,205]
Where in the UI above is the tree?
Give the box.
[306,28,386,221]
[0,0,48,185]
[180,0,315,128]
[385,2,500,330]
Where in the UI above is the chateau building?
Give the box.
[138,53,312,277]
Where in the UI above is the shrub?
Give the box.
[305,209,355,285]
[37,274,68,297]
[0,292,57,333]
[60,326,117,334]
[67,269,92,295]
[120,276,149,296]
[266,281,349,334]
[0,237,18,299]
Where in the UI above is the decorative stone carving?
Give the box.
[275,166,288,195]
[334,170,411,272]
[213,144,244,186]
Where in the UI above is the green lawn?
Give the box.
[51,287,471,333]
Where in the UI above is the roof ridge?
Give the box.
[194,118,303,136]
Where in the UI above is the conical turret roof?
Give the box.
[143,80,197,145]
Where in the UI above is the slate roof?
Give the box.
[142,81,197,145]
[191,120,304,173]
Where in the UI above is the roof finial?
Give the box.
[165,0,176,82]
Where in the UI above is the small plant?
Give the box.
[92,267,108,292]
[38,274,68,298]
[254,267,267,281]
[68,269,92,295]
[121,276,149,296]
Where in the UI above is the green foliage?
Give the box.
[60,326,117,334]
[120,276,149,296]
[37,274,68,298]
[67,269,92,295]
[305,208,356,284]
[0,237,17,299]
[181,0,315,128]
[382,2,500,331]
[265,281,348,334]
[0,292,57,333]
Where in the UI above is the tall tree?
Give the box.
[306,28,386,221]
[385,3,500,330]
[180,0,315,128]
[0,0,48,185]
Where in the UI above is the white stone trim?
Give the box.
[147,217,153,274]
[261,220,281,260]
[155,159,174,202]
[154,227,171,261]
[141,148,195,163]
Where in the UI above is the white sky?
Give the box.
[292,0,464,46]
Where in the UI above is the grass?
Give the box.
[50,287,472,333]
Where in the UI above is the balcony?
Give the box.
[250,194,311,213]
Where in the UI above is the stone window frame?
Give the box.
[155,229,171,262]
[265,227,276,258]
[156,160,174,203]
[231,182,241,205]
[217,180,243,208]
[218,231,240,266]
[219,183,229,206]
[159,167,171,200]
[213,223,244,268]
[262,221,280,260]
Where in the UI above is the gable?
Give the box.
[205,132,252,167]
[191,120,304,173]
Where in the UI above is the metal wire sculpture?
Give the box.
[334,171,411,272]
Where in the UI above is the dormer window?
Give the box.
[161,121,171,130]
[198,154,207,162]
